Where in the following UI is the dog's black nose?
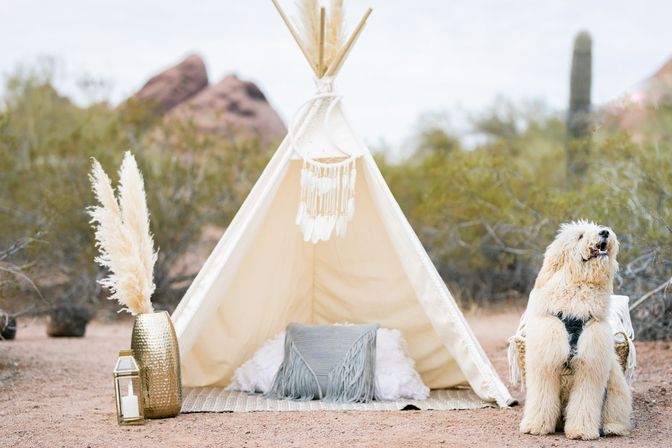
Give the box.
[599,229,609,238]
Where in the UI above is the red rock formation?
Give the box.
[167,74,286,142]
[651,57,672,84]
[602,56,672,138]
[133,54,208,114]
[130,55,286,143]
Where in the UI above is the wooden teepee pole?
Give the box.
[271,0,319,77]
[325,7,372,77]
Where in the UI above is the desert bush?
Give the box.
[0,234,49,327]
[0,68,272,315]
[1,64,669,339]
[381,102,569,302]
[381,100,671,338]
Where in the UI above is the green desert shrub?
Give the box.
[1,65,670,338]
[381,101,671,338]
[0,68,272,314]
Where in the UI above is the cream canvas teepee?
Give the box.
[171,0,514,407]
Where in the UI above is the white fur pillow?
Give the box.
[228,327,430,401]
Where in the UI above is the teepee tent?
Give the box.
[172,0,514,407]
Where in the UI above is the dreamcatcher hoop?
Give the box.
[287,78,359,243]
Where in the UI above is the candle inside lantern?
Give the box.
[120,382,140,419]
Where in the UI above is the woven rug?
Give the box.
[181,388,492,413]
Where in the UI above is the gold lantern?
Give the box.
[113,349,145,425]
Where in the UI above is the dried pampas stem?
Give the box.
[296,0,320,73]
[271,0,315,74]
[326,7,371,77]
[118,152,157,308]
[318,7,326,76]
[292,0,346,77]
[88,151,156,315]
[325,0,344,69]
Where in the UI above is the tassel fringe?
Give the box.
[507,336,524,390]
[625,336,636,385]
[296,157,357,243]
[507,311,527,389]
[324,327,377,403]
[267,336,321,401]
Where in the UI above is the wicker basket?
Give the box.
[515,333,630,383]
[614,332,630,372]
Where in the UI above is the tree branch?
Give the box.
[630,276,672,311]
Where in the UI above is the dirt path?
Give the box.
[1,310,670,447]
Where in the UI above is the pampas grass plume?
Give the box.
[295,0,345,74]
[325,0,344,67]
[296,0,320,71]
[88,151,156,315]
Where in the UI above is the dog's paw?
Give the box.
[603,422,631,436]
[519,420,532,434]
[564,427,600,440]
[520,418,555,436]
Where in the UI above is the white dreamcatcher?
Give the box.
[289,78,359,244]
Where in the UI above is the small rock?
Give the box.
[0,309,17,340]
[46,304,91,337]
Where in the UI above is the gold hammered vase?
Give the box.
[130,311,182,418]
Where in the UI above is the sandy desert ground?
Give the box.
[1,309,671,447]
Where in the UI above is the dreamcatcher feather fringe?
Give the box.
[296,158,356,243]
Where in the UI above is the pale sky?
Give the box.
[2,0,671,153]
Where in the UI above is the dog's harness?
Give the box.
[554,312,595,369]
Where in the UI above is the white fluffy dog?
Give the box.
[520,221,632,440]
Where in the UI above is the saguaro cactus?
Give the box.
[566,31,592,182]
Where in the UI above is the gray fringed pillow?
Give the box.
[266,323,379,403]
